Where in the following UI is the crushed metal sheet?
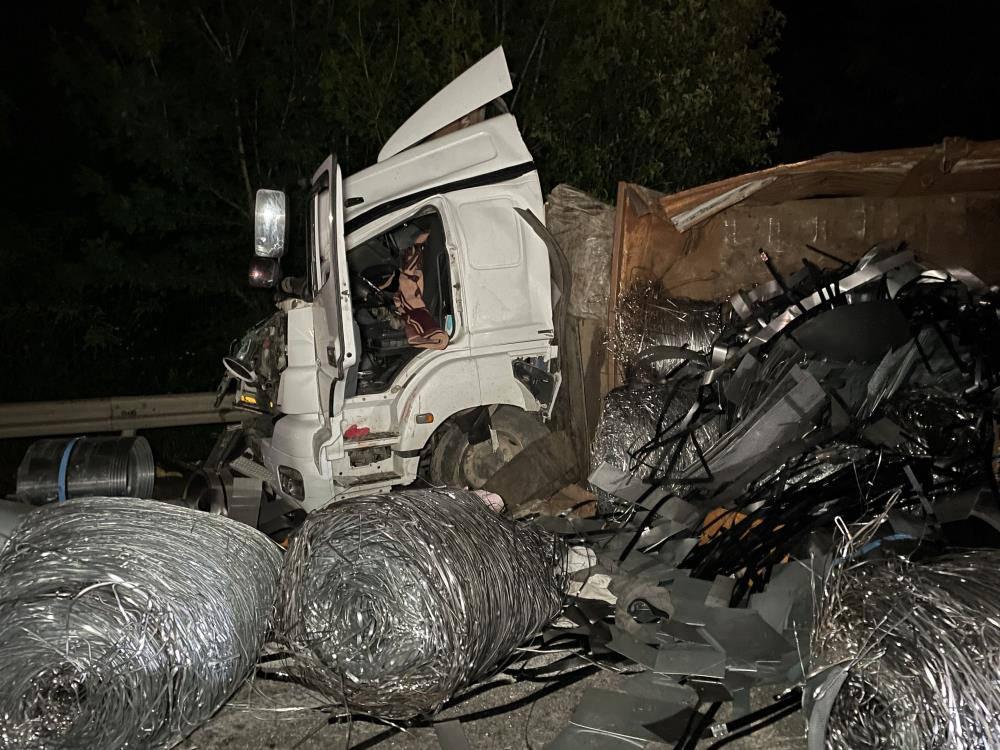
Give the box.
[687,679,732,703]
[657,538,699,567]
[643,705,701,743]
[546,724,644,749]
[664,571,715,607]
[569,688,690,745]
[621,672,700,705]
[705,575,735,607]
[750,563,814,633]
[638,519,690,549]
[433,720,472,750]
[695,608,793,666]
[607,625,660,668]
[654,640,726,679]
[658,618,710,646]
[792,300,910,363]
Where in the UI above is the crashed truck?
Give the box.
[185,48,566,536]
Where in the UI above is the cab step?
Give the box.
[228,456,273,483]
[344,431,400,450]
[333,471,402,488]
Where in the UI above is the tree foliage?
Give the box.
[0,0,780,401]
[512,0,781,192]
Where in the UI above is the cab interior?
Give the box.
[346,209,454,396]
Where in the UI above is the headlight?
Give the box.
[278,466,305,501]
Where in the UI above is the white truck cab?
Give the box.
[199,48,564,533]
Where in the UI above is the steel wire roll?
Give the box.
[17,437,155,504]
[590,380,720,515]
[606,280,720,380]
[812,549,1000,749]
[276,488,568,720]
[0,496,282,750]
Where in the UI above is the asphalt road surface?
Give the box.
[183,662,807,750]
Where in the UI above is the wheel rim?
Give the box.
[458,430,526,489]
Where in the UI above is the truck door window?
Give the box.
[313,187,333,290]
[347,210,454,395]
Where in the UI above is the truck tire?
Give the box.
[429,406,549,490]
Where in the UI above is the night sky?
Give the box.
[772,0,999,161]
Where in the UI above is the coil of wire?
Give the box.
[0,496,282,750]
[813,549,1000,749]
[277,488,568,720]
[605,280,720,380]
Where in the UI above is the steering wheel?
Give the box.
[355,263,399,304]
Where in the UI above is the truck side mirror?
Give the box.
[254,189,286,258]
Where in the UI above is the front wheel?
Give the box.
[429,406,549,489]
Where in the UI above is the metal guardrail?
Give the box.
[0,393,242,439]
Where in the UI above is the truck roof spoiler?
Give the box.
[377,47,513,163]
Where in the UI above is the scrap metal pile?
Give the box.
[1,243,998,749]
[567,243,1000,748]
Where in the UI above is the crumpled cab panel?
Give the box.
[377,47,512,162]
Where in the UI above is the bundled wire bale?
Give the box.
[276,488,567,720]
[812,548,1000,749]
[591,380,720,515]
[0,497,282,749]
[606,279,720,380]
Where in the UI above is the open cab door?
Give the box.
[254,155,355,510]
[310,156,356,426]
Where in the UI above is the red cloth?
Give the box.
[383,235,449,351]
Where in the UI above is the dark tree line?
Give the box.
[0,0,780,401]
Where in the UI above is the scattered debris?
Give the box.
[4,228,999,749]
[556,242,1000,747]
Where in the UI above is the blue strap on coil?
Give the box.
[57,437,82,503]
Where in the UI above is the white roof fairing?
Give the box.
[376,47,513,163]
